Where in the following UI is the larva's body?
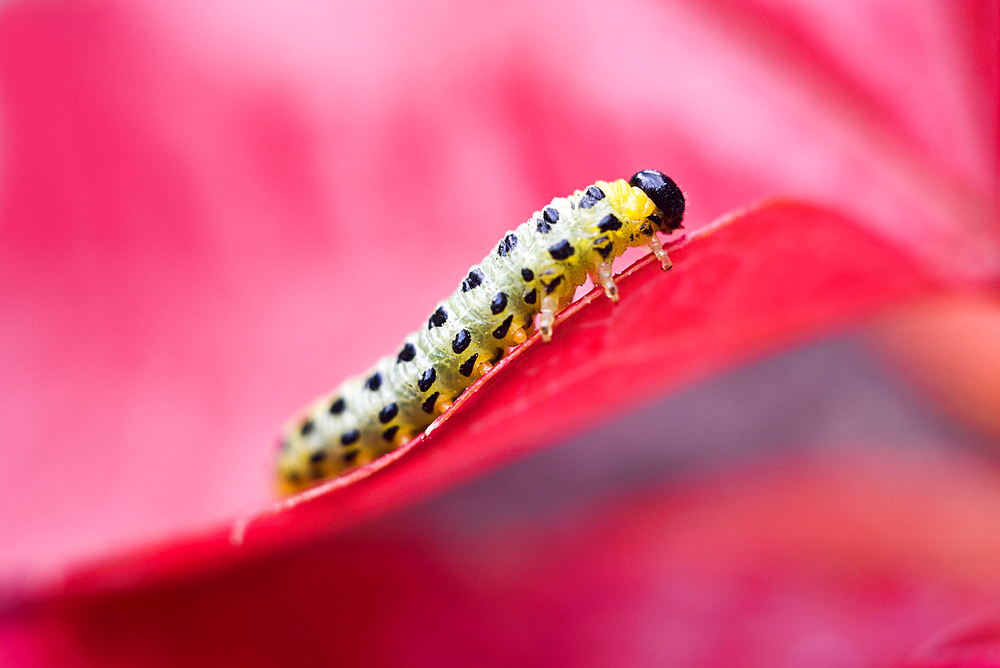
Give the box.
[278,170,684,494]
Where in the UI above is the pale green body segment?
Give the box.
[277,175,680,494]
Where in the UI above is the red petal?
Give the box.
[1,0,996,585]
[1,1,997,663]
[906,608,1000,667]
[5,449,1000,666]
[44,200,941,593]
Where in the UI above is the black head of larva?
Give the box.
[629,170,685,231]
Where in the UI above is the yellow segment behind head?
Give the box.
[596,179,658,221]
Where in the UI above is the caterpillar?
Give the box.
[277,169,685,494]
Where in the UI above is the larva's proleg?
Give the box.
[592,259,619,303]
[277,169,685,494]
[647,232,673,271]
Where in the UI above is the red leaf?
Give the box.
[1,0,997,664]
[6,445,1000,667]
[1,0,996,587]
[38,199,940,594]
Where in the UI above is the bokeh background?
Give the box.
[0,0,997,665]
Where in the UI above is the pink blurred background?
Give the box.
[0,0,998,663]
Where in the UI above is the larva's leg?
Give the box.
[539,294,559,342]
[505,322,528,346]
[474,358,494,377]
[593,259,619,303]
[647,233,672,271]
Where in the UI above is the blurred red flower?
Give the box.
[0,0,997,666]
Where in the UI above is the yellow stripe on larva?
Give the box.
[597,179,659,221]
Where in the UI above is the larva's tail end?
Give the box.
[275,432,319,496]
[629,170,684,231]
[276,464,308,496]
[277,476,304,497]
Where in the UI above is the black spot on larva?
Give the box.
[366,373,382,391]
[491,348,504,364]
[459,353,478,377]
[629,169,685,230]
[418,367,436,392]
[422,391,439,413]
[524,288,537,304]
[491,292,508,315]
[598,214,622,232]
[536,218,552,234]
[452,329,471,354]
[461,268,484,292]
[300,420,315,437]
[521,267,534,281]
[497,233,518,257]
[340,429,360,446]
[543,275,564,294]
[549,240,575,261]
[309,450,327,464]
[640,222,653,236]
[342,449,359,463]
[543,207,559,224]
[428,306,448,329]
[397,343,416,363]
[382,425,399,442]
[493,314,514,339]
[329,397,345,414]
[578,185,605,209]
[378,403,398,423]
[594,235,614,259]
